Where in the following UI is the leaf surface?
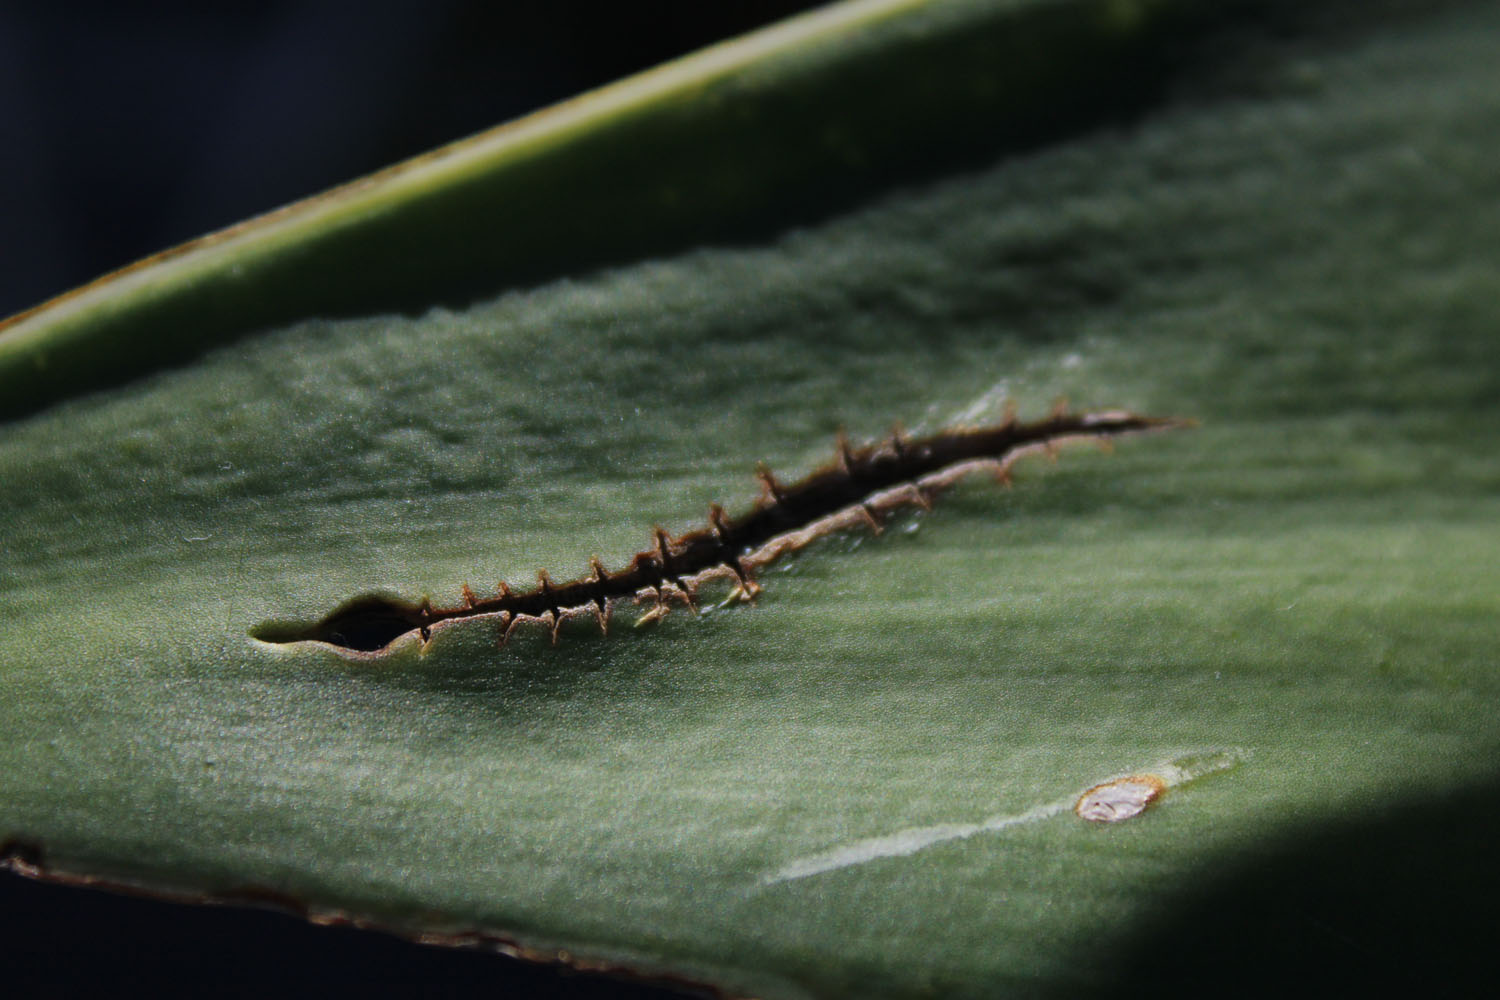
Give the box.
[2,1,1498,996]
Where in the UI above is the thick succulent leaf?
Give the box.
[0,0,1195,420]
[3,0,1498,996]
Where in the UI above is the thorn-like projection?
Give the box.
[728,566,760,604]
[589,557,611,634]
[656,529,700,615]
[635,586,669,627]
[708,503,759,603]
[708,503,757,602]
[708,503,732,540]
[836,430,858,476]
[721,575,763,608]
[890,481,934,512]
[536,570,563,645]
[270,405,1190,655]
[756,464,785,507]
[889,423,908,462]
[498,587,520,646]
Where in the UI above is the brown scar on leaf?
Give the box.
[251,407,1191,656]
[1075,774,1169,823]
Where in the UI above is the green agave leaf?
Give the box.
[3,0,1499,996]
[0,0,1196,421]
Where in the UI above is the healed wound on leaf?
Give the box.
[254,407,1186,655]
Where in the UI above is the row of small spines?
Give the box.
[414,413,1108,631]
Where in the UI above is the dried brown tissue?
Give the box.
[254,404,1190,656]
[1075,774,1170,823]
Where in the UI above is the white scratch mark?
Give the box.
[763,748,1249,885]
[764,801,1068,884]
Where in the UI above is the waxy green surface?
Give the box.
[2,1,1497,995]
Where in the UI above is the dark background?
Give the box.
[0,3,813,996]
[0,0,819,321]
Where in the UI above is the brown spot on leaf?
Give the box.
[253,408,1188,654]
[1075,774,1167,823]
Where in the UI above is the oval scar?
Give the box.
[1074,774,1168,823]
